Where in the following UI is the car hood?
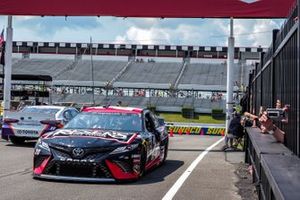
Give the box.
[43,129,139,148]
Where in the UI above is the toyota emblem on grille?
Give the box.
[72,148,85,158]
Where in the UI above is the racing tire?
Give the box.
[10,136,25,145]
[139,147,147,177]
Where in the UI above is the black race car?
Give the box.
[33,106,169,182]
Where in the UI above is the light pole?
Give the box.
[90,37,95,105]
[225,18,235,134]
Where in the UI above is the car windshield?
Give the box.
[64,112,142,132]
[21,107,60,115]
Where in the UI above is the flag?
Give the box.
[0,29,4,48]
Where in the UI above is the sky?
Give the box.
[0,16,284,48]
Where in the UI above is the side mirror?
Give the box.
[157,118,165,127]
[40,120,64,128]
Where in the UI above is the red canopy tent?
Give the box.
[0,0,296,18]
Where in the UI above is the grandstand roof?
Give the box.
[12,41,266,60]
[0,0,294,18]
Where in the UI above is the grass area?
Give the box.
[159,113,225,124]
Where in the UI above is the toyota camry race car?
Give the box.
[33,106,169,182]
[1,105,78,145]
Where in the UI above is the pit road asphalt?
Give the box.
[0,135,241,200]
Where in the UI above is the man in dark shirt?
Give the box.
[222,112,244,150]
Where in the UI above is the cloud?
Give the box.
[215,19,283,47]
[114,19,232,46]
[13,16,101,37]
[115,26,171,44]
[248,20,281,46]
[14,16,38,21]
[127,18,160,29]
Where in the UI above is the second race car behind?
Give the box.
[1,105,78,144]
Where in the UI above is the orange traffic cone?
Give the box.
[221,129,225,136]
[169,129,174,137]
[186,129,191,135]
[178,129,183,135]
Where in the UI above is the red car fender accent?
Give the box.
[39,124,51,137]
[124,133,138,144]
[33,156,51,175]
[8,124,16,136]
[105,160,139,180]
[145,156,161,171]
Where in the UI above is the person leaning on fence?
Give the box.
[222,112,244,151]
[244,100,287,143]
[258,103,287,143]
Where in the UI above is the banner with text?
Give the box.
[166,125,225,136]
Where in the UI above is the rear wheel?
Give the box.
[160,140,169,165]
[10,137,25,145]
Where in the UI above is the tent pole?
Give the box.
[3,16,13,117]
[297,0,300,156]
[225,17,235,135]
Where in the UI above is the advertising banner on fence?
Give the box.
[166,125,225,136]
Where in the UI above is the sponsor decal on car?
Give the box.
[50,129,128,140]
[16,129,39,135]
[59,157,96,163]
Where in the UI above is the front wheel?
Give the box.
[10,136,25,145]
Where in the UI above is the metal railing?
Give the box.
[274,4,298,50]
[249,4,299,156]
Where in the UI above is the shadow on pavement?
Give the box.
[6,141,36,148]
[134,160,184,185]
[169,148,224,152]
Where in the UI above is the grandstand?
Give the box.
[11,58,74,77]
[115,62,183,89]
[55,60,128,87]
[0,42,261,113]
[0,55,252,113]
